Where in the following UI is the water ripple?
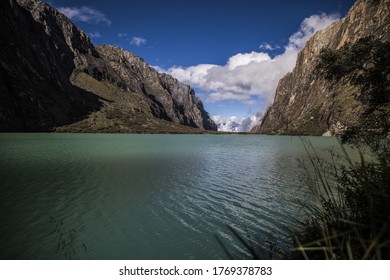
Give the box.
[0,134,348,259]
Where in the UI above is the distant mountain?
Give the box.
[252,0,390,136]
[213,115,259,132]
[217,120,240,132]
[0,0,217,133]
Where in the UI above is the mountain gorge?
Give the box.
[252,0,390,136]
[0,0,217,133]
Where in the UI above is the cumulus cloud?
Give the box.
[168,64,219,88]
[130,36,147,46]
[160,13,339,107]
[227,51,271,70]
[118,33,128,38]
[89,31,102,38]
[58,6,112,25]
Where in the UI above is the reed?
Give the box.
[218,137,390,260]
[292,138,390,259]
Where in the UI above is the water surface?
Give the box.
[0,134,343,259]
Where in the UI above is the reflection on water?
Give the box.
[0,134,345,259]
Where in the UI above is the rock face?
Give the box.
[95,45,217,131]
[0,0,216,132]
[252,0,390,135]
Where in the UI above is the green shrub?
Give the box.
[317,37,390,144]
[317,37,390,105]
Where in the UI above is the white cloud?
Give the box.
[167,64,218,86]
[58,6,112,25]
[118,33,128,38]
[227,51,271,70]
[206,92,255,104]
[161,13,339,107]
[89,31,102,38]
[259,43,280,51]
[130,36,147,46]
[238,116,255,132]
[151,65,166,73]
[288,13,339,49]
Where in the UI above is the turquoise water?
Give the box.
[0,134,344,259]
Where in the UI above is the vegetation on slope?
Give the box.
[316,36,390,142]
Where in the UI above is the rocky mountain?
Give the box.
[0,0,217,133]
[252,0,390,136]
[217,120,240,132]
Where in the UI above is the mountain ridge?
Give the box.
[252,0,390,136]
[0,0,217,133]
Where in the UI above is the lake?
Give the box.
[0,134,345,259]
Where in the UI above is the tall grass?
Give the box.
[292,138,390,259]
[218,138,390,260]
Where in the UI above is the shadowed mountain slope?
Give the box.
[0,0,217,133]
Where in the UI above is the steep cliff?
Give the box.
[95,45,217,131]
[0,0,216,133]
[252,0,390,135]
[0,0,102,131]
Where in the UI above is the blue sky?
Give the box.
[50,0,356,131]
